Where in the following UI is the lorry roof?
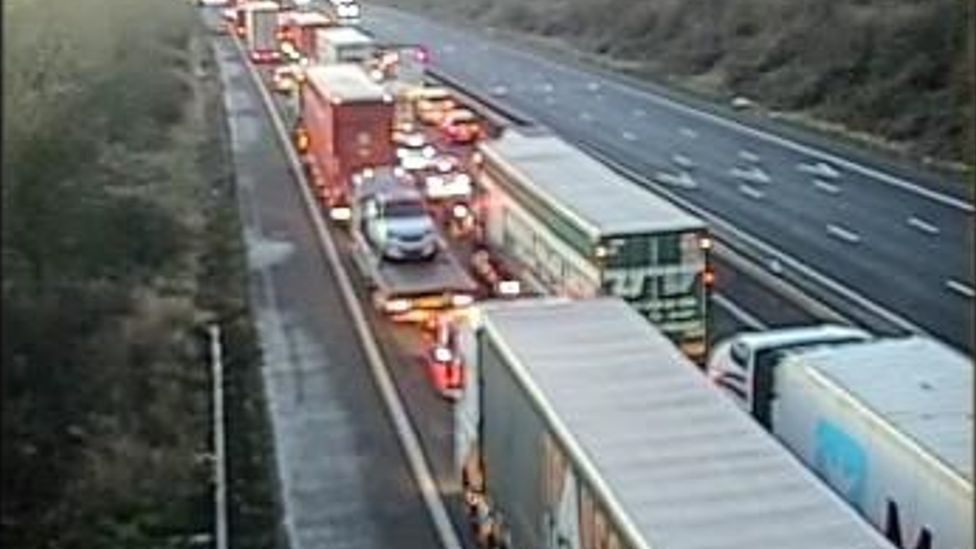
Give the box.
[317,25,373,46]
[787,337,973,484]
[730,324,872,351]
[482,298,891,549]
[479,130,706,237]
[306,64,390,102]
[244,0,279,11]
[287,11,331,25]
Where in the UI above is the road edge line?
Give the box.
[232,35,463,549]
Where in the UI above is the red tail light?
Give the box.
[703,269,716,287]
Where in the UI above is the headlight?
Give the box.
[451,294,474,307]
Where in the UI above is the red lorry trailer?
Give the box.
[277,11,333,63]
[295,64,396,221]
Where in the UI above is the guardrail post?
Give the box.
[209,323,229,549]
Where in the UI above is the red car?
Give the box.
[423,316,464,400]
[440,109,483,144]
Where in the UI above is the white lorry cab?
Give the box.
[708,324,872,409]
[709,331,973,549]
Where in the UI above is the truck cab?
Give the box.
[354,170,439,262]
[707,325,871,422]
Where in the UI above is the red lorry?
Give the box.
[277,10,333,63]
[295,64,396,221]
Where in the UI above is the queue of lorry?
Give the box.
[210,2,973,548]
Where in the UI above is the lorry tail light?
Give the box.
[329,206,351,221]
[385,298,411,314]
[703,269,716,287]
[295,129,309,152]
[236,25,245,36]
[452,203,470,220]
[433,347,453,363]
[451,294,474,308]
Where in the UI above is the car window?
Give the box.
[384,199,425,218]
[730,342,750,369]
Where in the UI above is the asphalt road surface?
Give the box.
[207,13,445,549]
[362,5,975,352]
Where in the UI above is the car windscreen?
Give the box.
[385,199,426,218]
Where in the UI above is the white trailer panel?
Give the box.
[773,337,973,549]
[469,298,893,549]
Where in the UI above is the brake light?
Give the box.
[295,128,309,152]
[703,269,716,287]
[385,298,411,314]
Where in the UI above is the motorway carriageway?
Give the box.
[202,4,882,548]
[361,5,975,352]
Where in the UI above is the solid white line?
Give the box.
[813,179,841,194]
[449,24,974,213]
[907,216,940,235]
[946,279,974,299]
[712,293,768,330]
[238,35,462,549]
[738,185,764,200]
[826,224,861,244]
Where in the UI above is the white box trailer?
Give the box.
[473,129,712,363]
[312,26,375,66]
[456,297,894,549]
[243,1,280,63]
[766,337,973,549]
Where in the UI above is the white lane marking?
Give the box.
[489,85,508,97]
[672,154,696,169]
[654,170,698,189]
[391,5,976,214]
[813,179,841,194]
[239,35,464,549]
[738,185,764,200]
[633,108,645,117]
[826,224,861,244]
[738,150,760,163]
[679,127,698,139]
[730,166,771,184]
[577,142,931,335]
[907,216,940,235]
[467,33,974,213]
[797,160,841,179]
[946,279,974,298]
[712,293,768,330]
[587,81,600,92]
[539,82,554,93]
[580,111,592,121]
[621,131,637,141]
